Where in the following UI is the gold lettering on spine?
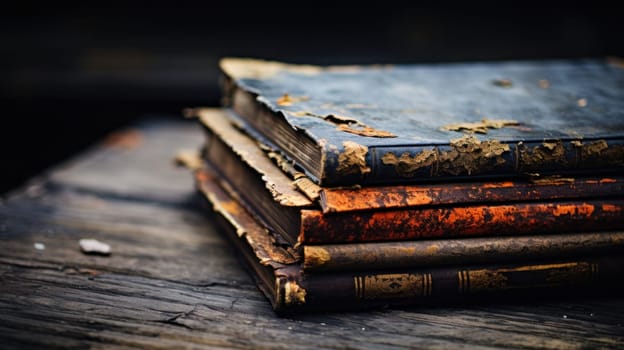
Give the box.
[355,273,429,300]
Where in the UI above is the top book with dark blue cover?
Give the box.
[219,57,624,186]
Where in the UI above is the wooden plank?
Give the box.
[45,118,204,204]
[1,118,623,349]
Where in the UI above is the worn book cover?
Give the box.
[190,108,624,245]
[219,57,624,186]
[195,167,624,312]
[303,232,624,272]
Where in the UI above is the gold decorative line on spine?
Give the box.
[458,271,464,294]
[430,274,433,296]
[359,276,364,298]
[354,276,362,299]
[429,273,432,295]
[361,276,365,298]
[426,273,432,296]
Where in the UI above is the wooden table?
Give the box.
[1,118,623,349]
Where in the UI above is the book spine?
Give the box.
[322,138,624,186]
[287,256,624,310]
[299,199,624,244]
[320,176,624,213]
[303,232,624,272]
[228,85,326,183]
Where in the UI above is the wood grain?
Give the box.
[1,118,623,349]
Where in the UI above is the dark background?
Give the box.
[2,2,622,195]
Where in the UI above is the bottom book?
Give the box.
[195,169,624,313]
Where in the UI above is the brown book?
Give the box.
[195,168,624,312]
[190,108,624,245]
[303,233,624,272]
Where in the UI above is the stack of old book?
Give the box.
[185,57,624,312]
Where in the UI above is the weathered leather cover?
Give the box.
[300,200,624,244]
[320,177,624,213]
[220,57,624,186]
[303,232,624,272]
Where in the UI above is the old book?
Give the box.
[219,57,624,186]
[195,167,624,312]
[191,108,624,245]
[303,233,624,272]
